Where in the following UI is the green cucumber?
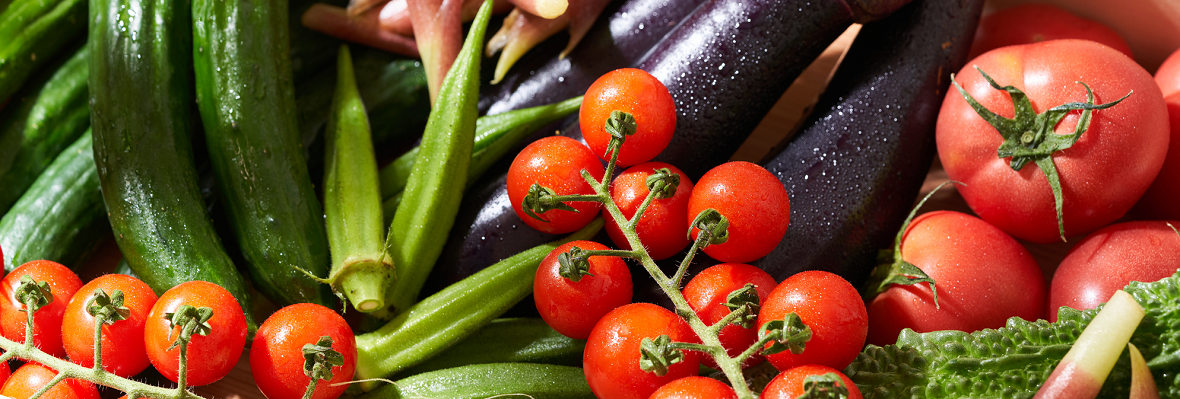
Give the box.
[193,0,334,307]
[0,0,87,103]
[89,0,257,328]
[355,363,594,399]
[0,45,89,214]
[0,130,107,272]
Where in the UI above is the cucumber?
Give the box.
[0,0,87,103]
[0,130,107,272]
[0,45,89,214]
[193,0,334,307]
[356,363,595,399]
[89,0,257,328]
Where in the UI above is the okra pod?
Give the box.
[394,317,585,377]
[355,363,595,399]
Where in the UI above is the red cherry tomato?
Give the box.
[688,162,790,263]
[0,260,83,358]
[757,271,866,372]
[968,4,1133,61]
[144,280,248,386]
[0,363,98,399]
[584,303,701,399]
[580,68,676,167]
[866,211,1046,346]
[1157,48,1180,97]
[507,136,606,234]
[251,303,357,399]
[1049,221,1180,321]
[937,39,1169,243]
[649,376,737,399]
[761,364,862,399]
[682,263,776,369]
[605,162,694,260]
[1131,93,1180,220]
[534,240,632,340]
[61,274,158,377]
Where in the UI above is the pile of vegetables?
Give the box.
[0,0,1179,396]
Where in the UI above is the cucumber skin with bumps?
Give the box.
[89,0,256,328]
[0,0,87,103]
[193,0,334,307]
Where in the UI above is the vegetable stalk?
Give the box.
[322,45,396,313]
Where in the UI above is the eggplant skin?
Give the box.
[748,0,986,289]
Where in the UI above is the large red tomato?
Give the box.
[937,39,1169,243]
[1048,221,1180,321]
[866,211,1046,346]
[1130,93,1180,220]
[968,4,1133,61]
[1157,48,1180,97]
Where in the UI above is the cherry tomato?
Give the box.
[937,39,1169,243]
[761,364,862,399]
[688,162,790,263]
[1049,221,1180,321]
[1157,47,1180,97]
[534,240,632,340]
[251,303,357,399]
[0,363,98,399]
[580,68,676,167]
[1130,93,1180,220]
[0,260,83,358]
[61,274,158,377]
[604,162,693,260]
[757,271,866,372]
[584,303,701,399]
[507,136,606,234]
[866,211,1046,346]
[682,263,776,369]
[144,280,248,386]
[968,4,1133,61]
[649,376,737,399]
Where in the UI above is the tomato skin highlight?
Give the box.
[143,280,248,386]
[682,263,776,369]
[649,376,737,399]
[251,303,357,399]
[0,260,83,358]
[757,271,866,372]
[534,240,632,340]
[580,68,676,167]
[61,274,158,377]
[968,4,1133,61]
[1049,220,1180,321]
[760,364,862,399]
[584,303,701,399]
[688,162,790,263]
[936,39,1169,243]
[0,363,99,399]
[507,136,606,234]
[866,210,1046,346]
[604,162,694,260]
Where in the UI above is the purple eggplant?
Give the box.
[425,0,914,301]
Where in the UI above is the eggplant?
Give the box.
[426,0,914,300]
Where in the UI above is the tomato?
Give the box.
[866,211,1046,346]
[757,271,866,372]
[1048,221,1180,321]
[534,240,632,340]
[968,4,1133,61]
[1157,48,1180,97]
[688,162,790,264]
[0,260,83,358]
[584,303,701,399]
[580,68,676,167]
[604,162,693,260]
[507,136,606,234]
[936,39,1170,243]
[144,280,248,386]
[251,303,356,399]
[682,263,776,369]
[649,376,737,399]
[760,364,862,399]
[61,274,158,377]
[0,363,98,399]
[1130,93,1180,220]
